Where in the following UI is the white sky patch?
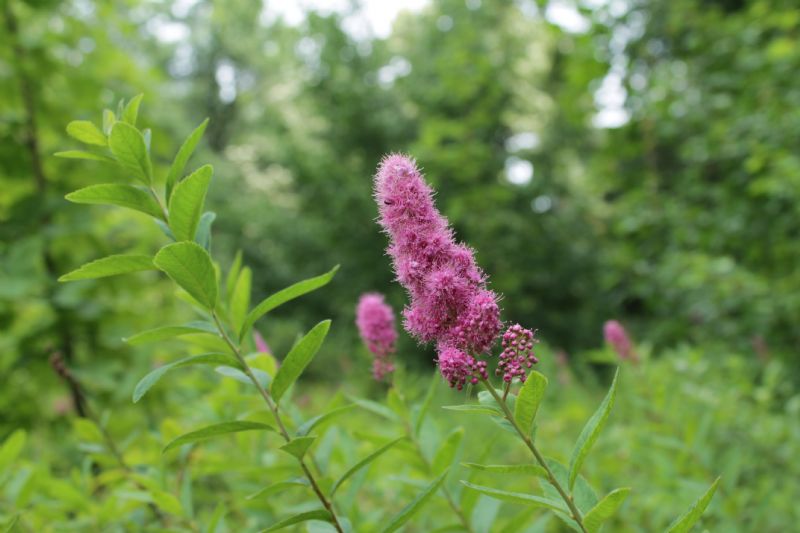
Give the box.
[545,0,591,34]
[506,132,541,152]
[505,157,534,186]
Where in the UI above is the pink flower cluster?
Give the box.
[374,154,502,388]
[497,324,539,382]
[356,293,398,380]
[603,320,634,360]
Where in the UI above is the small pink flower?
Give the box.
[603,320,635,360]
[254,331,271,354]
[356,292,398,380]
[497,324,539,383]
[437,344,487,391]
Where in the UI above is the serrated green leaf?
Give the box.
[196,211,216,250]
[461,463,548,477]
[516,371,548,437]
[66,120,107,146]
[229,266,251,333]
[166,118,209,202]
[270,320,331,403]
[584,488,631,533]
[55,150,115,162]
[109,121,152,184]
[442,404,501,416]
[330,437,404,496]
[153,242,218,310]
[168,164,213,242]
[239,266,339,340]
[432,428,463,475]
[59,254,155,282]
[279,436,316,460]
[124,321,217,345]
[122,94,143,125]
[261,510,332,532]
[665,478,720,533]
[246,479,309,500]
[133,353,240,403]
[66,184,164,219]
[380,471,448,533]
[460,481,568,512]
[568,368,620,489]
[163,421,276,453]
[0,430,26,473]
[297,405,355,437]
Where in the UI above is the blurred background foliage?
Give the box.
[1,0,799,531]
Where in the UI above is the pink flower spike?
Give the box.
[356,292,398,381]
[603,320,635,361]
[374,154,502,360]
[437,344,488,391]
[497,324,539,383]
[254,331,271,354]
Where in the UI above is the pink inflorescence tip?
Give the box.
[356,292,398,380]
[438,345,488,391]
[497,324,539,383]
[374,154,502,388]
[603,320,634,360]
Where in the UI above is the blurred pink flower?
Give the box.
[374,154,502,387]
[603,320,635,361]
[254,331,272,354]
[356,292,398,380]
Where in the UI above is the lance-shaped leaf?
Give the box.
[55,150,115,163]
[432,428,464,475]
[270,320,331,403]
[442,404,501,416]
[568,368,620,489]
[122,94,143,125]
[59,254,155,282]
[262,510,332,532]
[109,121,152,184]
[330,437,404,496]
[166,118,209,202]
[163,421,276,453]
[168,165,213,242]
[153,242,218,310]
[380,471,447,533]
[133,353,240,403]
[460,482,569,512]
[0,430,26,473]
[515,371,547,437]
[195,211,216,250]
[124,321,217,345]
[279,436,316,460]
[229,266,251,333]
[461,463,548,478]
[246,479,309,500]
[239,265,339,340]
[296,405,355,437]
[66,120,107,146]
[66,184,164,219]
[665,478,720,533]
[215,366,271,388]
[584,487,631,533]
[102,109,115,135]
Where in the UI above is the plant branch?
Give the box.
[480,380,588,533]
[211,312,346,533]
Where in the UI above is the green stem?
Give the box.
[211,312,345,533]
[480,380,588,533]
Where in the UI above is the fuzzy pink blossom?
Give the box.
[437,345,487,390]
[497,324,539,383]
[356,292,398,380]
[254,331,272,354]
[374,154,502,378]
[603,320,634,360]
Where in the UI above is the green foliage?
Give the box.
[153,242,218,310]
[108,121,152,185]
[270,320,331,403]
[515,371,548,437]
[58,254,155,281]
[168,165,213,242]
[66,184,165,219]
[164,421,276,453]
[666,478,720,533]
[569,369,619,489]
